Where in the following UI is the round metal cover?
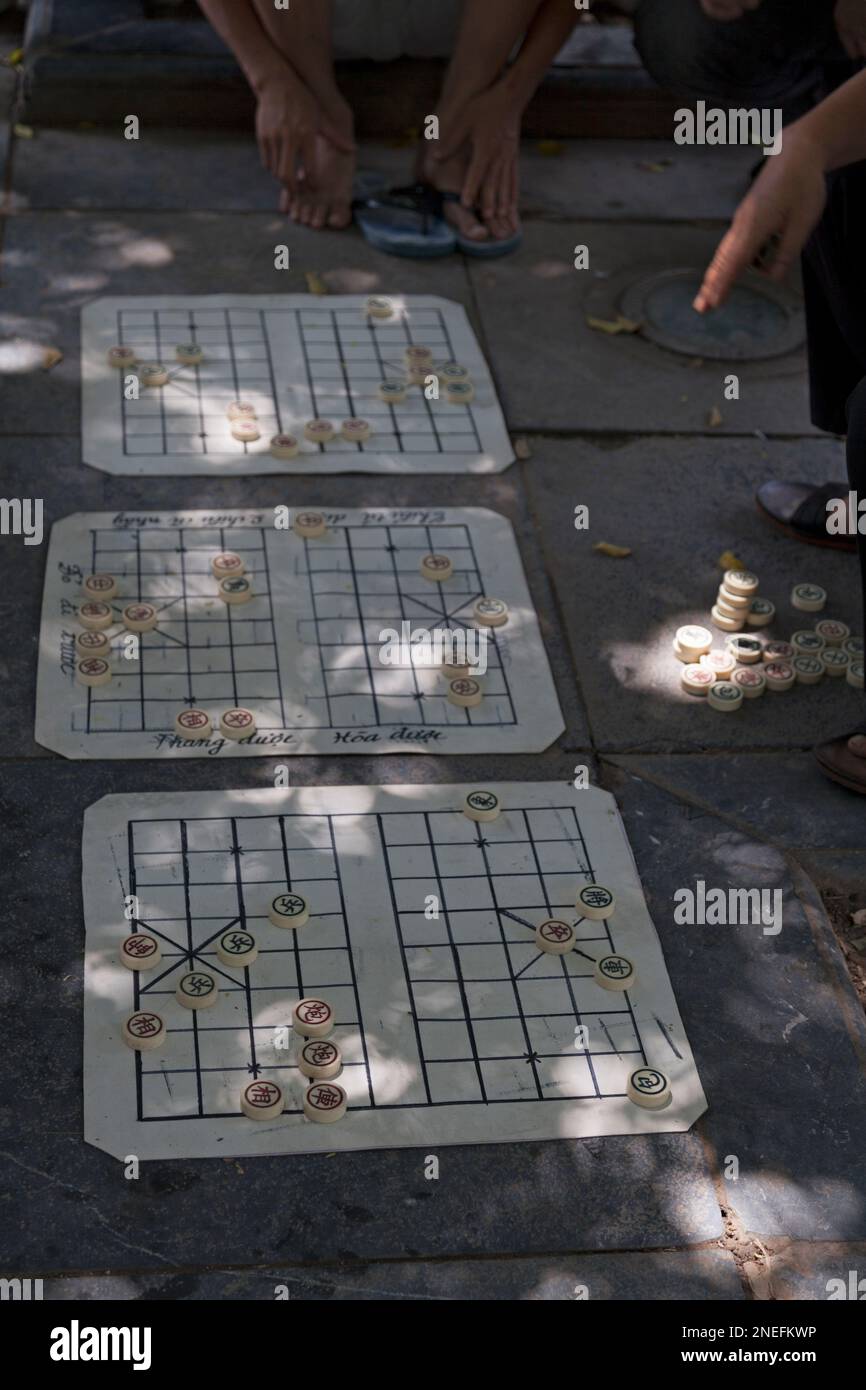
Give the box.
[619,268,805,362]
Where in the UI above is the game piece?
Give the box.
[122,602,158,633]
[723,569,759,597]
[627,1067,671,1110]
[717,586,750,611]
[120,934,161,971]
[710,605,742,632]
[292,511,327,539]
[83,574,117,601]
[403,345,433,369]
[241,1079,284,1121]
[175,343,204,366]
[791,583,827,613]
[365,296,394,319]
[714,594,741,620]
[594,954,636,991]
[463,790,501,823]
[844,636,864,658]
[535,918,576,954]
[304,419,335,445]
[681,664,715,695]
[847,658,864,689]
[78,600,114,631]
[226,401,257,421]
[77,656,112,688]
[763,641,795,663]
[474,597,509,628]
[293,998,334,1039]
[420,553,454,582]
[122,1011,165,1052]
[174,709,212,739]
[577,884,615,920]
[298,1038,342,1081]
[727,635,764,664]
[176,971,219,1010]
[377,380,407,404]
[675,625,713,658]
[708,680,744,711]
[231,419,260,444]
[815,619,850,647]
[445,381,475,405]
[270,433,300,459]
[304,1081,348,1123]
[341,418,373,444]
[107,346,137,369]
[763,661,796,692]
[731,667,766,698]
[220,707,257,739]
[746,598,775,627]
[139,363,169,388]
[442,661,471,680]
[437,361,471,385]
[217,930,258,969]
[448,676,483,708]
[211,552,245,579]
[793,656,824,686]
[822,648,850,677]
[700,650,735,679]
[75,630,111,659]
[790,630,825,656]
[217,575,254,605]
[268,892,310,929]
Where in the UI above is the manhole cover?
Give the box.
[620,268,805,362]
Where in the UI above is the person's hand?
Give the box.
[694,132,828,311]
[835,0,866,59]
[432,80,521,234]
[700,0,761,18]
[255,73,354,190]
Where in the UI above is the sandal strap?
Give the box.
[351,181,446,235]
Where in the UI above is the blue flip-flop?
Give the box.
[352,181,457,259]
[438,189,523,258]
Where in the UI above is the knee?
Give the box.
[633,0,717,97]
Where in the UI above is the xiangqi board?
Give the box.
[81,294,513,476]
[36,508,563,759]
[82,782,707,1160]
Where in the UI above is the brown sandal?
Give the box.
[814,729,866,795]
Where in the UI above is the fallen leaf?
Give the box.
[718,550,746,571]
[707,406,723,427]
[637,159,672,173]
[13,124,34,139]
[586,314,642,336]
[42,346,63,370]
[5,48,24,67]
[513,436,532,460]
[593,541,632,558]
[305,271,328,296]
[537,139,564,157]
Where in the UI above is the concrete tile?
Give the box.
[42,1249,745,1300]
[525,435,861,753]
[756,1241,866,1301]
[604,761,866,1240]
[796,852,866,897]
[469,221,816,435]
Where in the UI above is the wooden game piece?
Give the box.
[270,433,300,459]
[463,790,501,823]
[341,418,373,443]
[708,679,744,710]
[723,569,759,598]
[731,666,766,698]
[175,343,204,365]
[220,707,257,739]
[403,346,433,369]
[815,619,850,647]
[377,381,407,404]
[793,655,824,686]
[594,954,636,991]
[120,933,161,971]
[176,971,219,1010]
[241,1079,284,1120]
[726,634,764,665]
[714,594,741,621]
[822,648,850,677]
[107,346,137,369]
[437,362,471,385]
[365,296,394,319]
[217,930,258,968]
[293,511,327,539]
[746,597,775,627]
[226,401,257,421]
[174,708,213,739]
[442,661,471,680]
[763,661,796,692]
[83,574,117,601]
[298,1038,342,1081]
[763,641,795,663]
[420,553,454,583]
[231,419,260,443]
[122,1011,165,1052]
[699,650,735,679]
[577,884,615,920]
[211,552,245,579]
[790,630,825,656]
[293,998,334,1039]
[139,363,169,388]
[843,636,864,658]
[847,658,864,689]
[448,676,483,708]
[791,583,827,613]
[76,657,112,688]
[627,1067,671,1110]
[78,600,114,631]
[445,381,475,405]
[710,605,742,632]
[122,602,158,633]
[269,892,310,929]
[681,664,715,696]
[304,419,335,445]
[76,630,111,659]
[218,575,254,605]
[535,919,576,954]
[474,597,509,628]
[675,625,713,659]
[303,1081,347,1123]
[717,586,750,611]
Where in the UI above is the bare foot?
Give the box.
[418,144,490,244]
[848,733,866,758]
[281,130,356,230]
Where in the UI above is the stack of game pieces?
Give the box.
[711,569,762,632]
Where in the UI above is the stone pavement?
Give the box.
[1,113,864,1302]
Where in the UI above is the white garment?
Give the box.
[331,0,465,61]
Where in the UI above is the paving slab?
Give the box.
[756,1241,866,1301]
[525,435,861,753]
[469,221,816,436]
[603,761,866,1241]
[796,852,866,898]
[41,1249,745,1300]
